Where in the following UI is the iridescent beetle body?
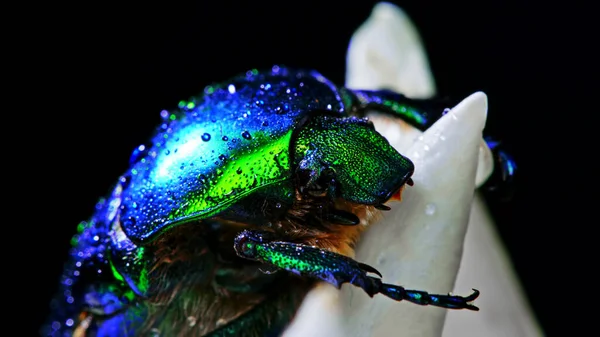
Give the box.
[43,67,504,337]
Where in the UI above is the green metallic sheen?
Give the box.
[119,68,350,244]
[294,114,414,204]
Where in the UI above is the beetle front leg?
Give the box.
[345,89,517,190]
[233,229,479,310]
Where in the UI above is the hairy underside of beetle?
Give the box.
[136,188,387,336]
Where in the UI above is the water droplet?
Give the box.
[201,133,211,141]
[129,144,149,165]
[228,84,236,94]
[222,136,229,141]
[204,86,215,95]
[262,120,269,127]
[275,203,282,209]
[120,174,132,190]
[219,154,226,161]
[236,168,242,174]
[425,203,436,215]
[124,216,136,227]
[241,131,252,139]
[165,150,171,155]
[442,108,451,115]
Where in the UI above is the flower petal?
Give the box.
[343,3,542,337]
[345,2,436,99]
[345,2,494,186]
[341,92,487,337]
[286,3,542,337]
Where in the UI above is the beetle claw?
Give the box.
[374,204,391,211]
[357,262,382,277]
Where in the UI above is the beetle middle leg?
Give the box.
[233,229,479,310]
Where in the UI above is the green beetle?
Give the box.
[44,66,481,337]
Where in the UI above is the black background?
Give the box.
[17,1,594,336]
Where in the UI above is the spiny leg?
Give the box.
[345,89,516,192]
[233,229,479,311]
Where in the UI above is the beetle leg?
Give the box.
[323,208,361,225]
[233,229,479,310]
[482,136,517,199]
[345,89,516,192]
[344,88,448,130]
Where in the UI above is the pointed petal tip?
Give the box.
[449,91,488,132]
[371,2,407,19]
[459,91,488,113]
[345,1,435,98]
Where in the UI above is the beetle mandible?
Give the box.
[43,66,498,337]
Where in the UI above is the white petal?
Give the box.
[346,2,436,99]
[442,196,544,337]
[345,2,494,186]
[342,92,487,337]
[343,3,542,337]
[282,284,344,337]
[287,3,542,337]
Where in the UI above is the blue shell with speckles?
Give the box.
[119,67,351,243]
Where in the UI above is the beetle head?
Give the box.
[293,114,414,207]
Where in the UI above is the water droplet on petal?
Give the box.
[425,203,436,215]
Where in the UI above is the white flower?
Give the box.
[284,3,542,337]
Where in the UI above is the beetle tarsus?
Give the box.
[349,263,479,310]
[375,281,480,311]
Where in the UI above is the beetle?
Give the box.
[43,66,510,337]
